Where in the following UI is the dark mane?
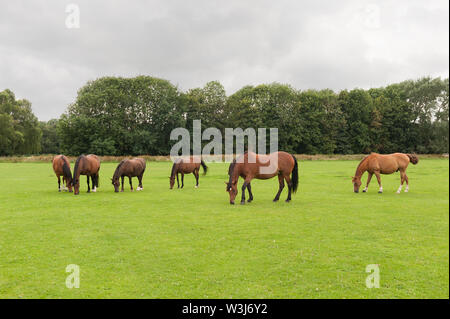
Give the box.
[227,160,236,187]
[73,155,85,182]
[170,159,181,178]
[113,160,126,180]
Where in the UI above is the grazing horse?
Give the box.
[352,152,419,194]
[72,154,101,195]
[226,151,299,205]
[112,158,146,192]
[52,155,73,192]
[170,156,207,189]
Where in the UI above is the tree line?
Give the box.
[0,76,448,156]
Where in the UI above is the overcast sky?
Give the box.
[1,0,448,120]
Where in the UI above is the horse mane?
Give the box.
[170,159,181,179]
[61,157,72,181]
[113,160,126,180]
[354,154,370,177]
[73,155,85,182]
[227,160,237,188]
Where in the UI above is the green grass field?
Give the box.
[0,159,448,299]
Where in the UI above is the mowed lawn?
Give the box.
[0,159,448,299]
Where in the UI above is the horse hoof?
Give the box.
[247,199,252,203]
[58,190,61,192]
[362,190,366,193]
[378,191,383,194]
[240,201,245,205]
[273,199,279,202]
[285,199,291,203]
[195,186,198,188]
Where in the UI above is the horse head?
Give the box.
[352,176,362,193]
[225,181,238,204]
[111,177,120,192]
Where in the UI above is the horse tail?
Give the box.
[200,160,208,175]
[62,158,72,183]
[407,153,419,165]
[290,154,299,193]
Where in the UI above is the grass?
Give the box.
[0,159,448,299]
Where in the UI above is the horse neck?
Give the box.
[229,163,240,184]
[170,162,178,179]
[355,158,368,179]
[73,157,84,180]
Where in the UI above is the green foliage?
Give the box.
[2,76,448,156]
[59,76,185,155]
[0,89,41,156]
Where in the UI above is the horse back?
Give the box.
[86,154,101,173]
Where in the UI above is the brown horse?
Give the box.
[112,158,146,192]
[226,151,299,205]
[352,152,419,194]
[52,155,73,192]
[72,154,101,195]
[170,156,207,189]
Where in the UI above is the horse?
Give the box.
[352,152,419,194]
[52,155,73,192]
[112,158,146,192]
[72,154,101,195]
[226,151,299,205]
[169,156,207,189]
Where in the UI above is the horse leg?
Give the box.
[176,173,180,188]
[86,175,90,193]
[58,175,61,192]
[129,176,133,191]
[194,169,199,188]
[404,174,409,193]
[363,173,373,192]
[181,173,184,188]
[397,171,406,194]
[240,181,249,205]
[247,183,253,203]
[273,175,285,202]
[284,175,293,202]
[92,175,97,192]
[137,174,143,191]
[121,176,125,192]
[374,171,382,193]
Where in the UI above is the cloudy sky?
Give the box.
[1,0,448,120]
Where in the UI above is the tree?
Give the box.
[59,76,185,155]
[0,89,41,155]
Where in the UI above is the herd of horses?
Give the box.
[52,151,419,204]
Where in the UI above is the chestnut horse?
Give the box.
[170,156,207,189]
[352,152,419,194]
[52,155,73,192]
[72,154,101,195]
[226,151,298,205]
[112,158,146,192]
